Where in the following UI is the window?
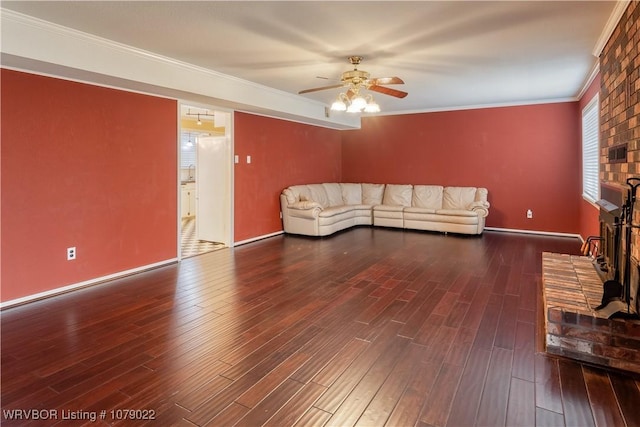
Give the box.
[181,131,196,169]
[582,95,599,203]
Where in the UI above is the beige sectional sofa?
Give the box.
[280,183,490,237]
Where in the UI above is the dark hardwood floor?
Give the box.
[2,228,640,426]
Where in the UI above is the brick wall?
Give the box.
[541,2,640,374]
[600,1,640,262]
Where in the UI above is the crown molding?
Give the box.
[374,97,578,117]
[592,0,631,57]
[0,8,360,130]
[576,61,600,101]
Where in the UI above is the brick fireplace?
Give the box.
[598,0,640,321]
[541,1,640,374]
[600,0,640,265]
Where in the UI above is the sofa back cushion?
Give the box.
[382,184,413,206]
[412,185,443,209]
[476,187,489,203]
[323,183,344,207]
[307,184,330,208]
[341,183,362,205]
[362,183,385,205]
[283,185,312,204]
[443,187,478,210]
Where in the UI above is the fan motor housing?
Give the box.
[341,69,370,84]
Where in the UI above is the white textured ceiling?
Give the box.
[1,1,618,114]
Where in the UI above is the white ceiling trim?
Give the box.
[576,61,601,101]
[592,0,630,57]
[376,96,579,117]
[0,8,360,130]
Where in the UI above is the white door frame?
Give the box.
[177,102,234,260]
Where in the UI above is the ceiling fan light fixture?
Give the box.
[331,97,347,111]
[364,100,380,113]
[332,91,380,113]
[346,103,362,113]
[350,95,367,111]
[299,56,406,114]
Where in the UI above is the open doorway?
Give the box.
[179,104,233,258]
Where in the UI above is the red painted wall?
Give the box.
[342,103,581,234]
[233,112,342,241]
[1,70,177,303]
[1,70,588,303]
[578,73,601,241]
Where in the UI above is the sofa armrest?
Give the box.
[468,201,490,217]
[287,201,322,219]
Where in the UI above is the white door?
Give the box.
[196,135,231,245]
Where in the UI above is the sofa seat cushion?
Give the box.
[436,214,479,225]
[318,208,355,227]
[319,205,354,218]
[435,209,478,217]
[374,204,403,220]
[374,205,404,212]
[404,211,478,225]
[352,204,374,210]
[404,211,437,221]
[352,205,373,221]
[404,207,437,215]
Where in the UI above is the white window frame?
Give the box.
[582,94,600,204]
[180,131,197,169]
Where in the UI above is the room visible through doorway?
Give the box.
[179,104,232,258]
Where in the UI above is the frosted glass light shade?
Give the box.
[331,100,347,111]
[364,101,380,113]
[350,96,367,110]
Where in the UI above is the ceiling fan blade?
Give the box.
[369,76,405,85]
[298,83,344,94]
[368,85,408,98]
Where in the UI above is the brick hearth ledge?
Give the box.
[542,252,640,374]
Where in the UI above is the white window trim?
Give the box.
[582,94,600,204]
[180,131,197,169]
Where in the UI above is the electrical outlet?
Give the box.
[67,247,76,260]
[526,209,533,219]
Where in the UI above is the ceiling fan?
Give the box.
[298,56,407,112]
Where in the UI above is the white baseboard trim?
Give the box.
[1,258,178,310]
[2,227,580,309]
[234,231,284,246]
[484,227,581,239]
